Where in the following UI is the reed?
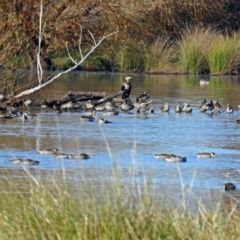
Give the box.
[116,38,147,72]
[207,32,240,75]
[145,36,178,73]
[178,27,215,74]
[0,168,240,240]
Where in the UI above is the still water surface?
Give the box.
[1,72,240,209]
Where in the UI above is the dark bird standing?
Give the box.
[121,76,132,100]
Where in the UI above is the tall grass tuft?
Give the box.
[145,36,178,73]
[0,168,240,239]
[117,38,148,72]
[178,27,215,74]
[207,32,240,75]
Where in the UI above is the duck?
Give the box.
[72,153,90,159]
[102,110,119,116]
[235,119,240,125]
[85,100,95,109]
[226,103,233,114]
[135,99,152,112]
[165,154,187,162]
[9,158,40,165]
[182,102,192,113]
[95,104,106,111]
[175,104,182,113]
[41,100,49,109]
[224,183,236,191]
[24,99,32,108]
[105,101,118,111]
[213,99,222,112]
[72,101,82,110]
[142,107,154,114]
[154,154,171,160]
[121,98,134,111]
[80,115,95,122]
[199,79,209,85]
[196,152,216,158]
[55,153,73,159]
[136,91,150,102]
[199,100,208,113]
[160,103,170,113]
[207,100,215,111]
[17,112,28,120]
[0,93,5,103]
[61,101,74,111]
[38,148,59,155]
[98,118,111,124]
[121,76,132,100]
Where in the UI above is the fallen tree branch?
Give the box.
[14,2,118,98]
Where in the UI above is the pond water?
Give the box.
[1,72,240,210]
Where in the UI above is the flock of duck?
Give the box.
[9,148,90,166]
[2,77,239,191]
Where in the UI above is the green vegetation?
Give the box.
[55,27,240,75]
[0,169,240,240]
[1,0,240,77]
[207,33,240,75]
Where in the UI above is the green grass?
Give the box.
[145,35,178,73]
[178,27,215,74]
[207,33,240,75]
[0,168,240,240]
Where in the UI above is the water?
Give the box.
[1,72,240,210]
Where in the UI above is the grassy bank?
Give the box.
[0,168,239,240]
[50,27,240,75]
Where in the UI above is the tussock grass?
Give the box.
[145,36,178,73]
[116,38,148,72]
[207,32,240,75]
[0,168,240,240]
[178,27,215,74]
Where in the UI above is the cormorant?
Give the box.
[121,76,132,99]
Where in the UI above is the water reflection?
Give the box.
[1,72,240,210]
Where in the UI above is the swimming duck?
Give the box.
[142,107,154,114]
[175,104,182,113]
[80,115,95,122]
[182,102,192,113]
[102,110,119,116]
[235,119,240,125]
[165,154,187,162]
[121,98,134,111]
[72,153,90,159]
[9,158,40,165]
[196,152,216,158]
[121,76,132,100]
[17,112,28,120]
[226,103,233,114]
[38,148,59,155]
[154,154,171,160]
[213,99,222,112]
[224,183,236,191]
[55,153,73,159]
[98,118,111,124]
[199,79,209,85]
[160,103,170,113]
